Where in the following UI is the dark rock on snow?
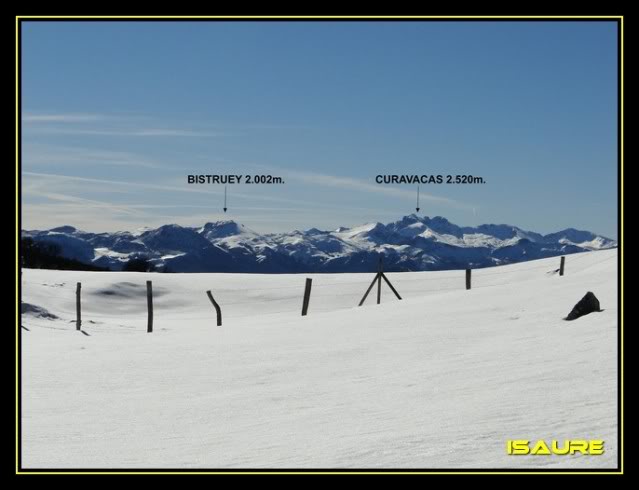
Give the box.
[565,292,602,321]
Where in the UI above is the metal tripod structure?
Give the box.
[358,256,402,306]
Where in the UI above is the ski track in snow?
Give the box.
[20,249,618,469]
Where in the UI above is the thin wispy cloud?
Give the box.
[22,171,340,208]
[23,171,220,196]
[275,167,475,211]
[22,171,411,217]
[29,127,221,138]
[21,111,474,232]
[23,144,166,169]
[33,191,145,217]
[23,111,222,138]
[23,113,105,123]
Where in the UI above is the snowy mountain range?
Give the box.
[21,215,617,273]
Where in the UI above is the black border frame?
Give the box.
[15,15,624,475]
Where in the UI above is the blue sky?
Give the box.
[21,21,619,238]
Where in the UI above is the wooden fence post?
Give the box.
[76,282,81,330]
[146,280,153,333]
[466,268,472,290]
[206,291,222,326]
[559,256,565,276]
[301,278,312,316]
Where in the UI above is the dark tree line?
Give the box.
[20,237,109,271]
[21,237,170,272]
[122,257,159,272]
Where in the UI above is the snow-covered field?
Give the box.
[20,249,619,469]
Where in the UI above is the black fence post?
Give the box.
[146,280,153,333]
[466,269,472,290]
[76,282,82,330]
[559,256,565,276]
[301,278,312,316]
[206,291,222,326]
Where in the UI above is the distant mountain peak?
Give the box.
[199,220,255,240]
[202,220,238,228]
[397,214,424,225]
